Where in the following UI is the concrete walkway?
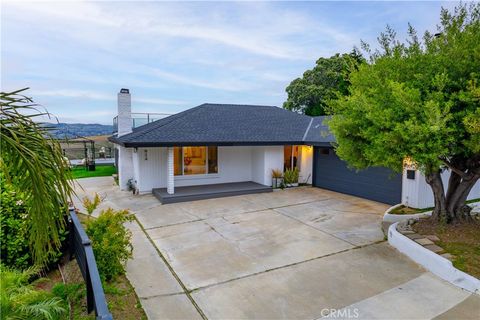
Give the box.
[74,177,479,319]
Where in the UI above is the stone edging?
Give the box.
[388,222,480,295]
[383,204,431,223]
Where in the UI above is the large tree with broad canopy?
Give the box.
[327,3,480,223]
[283,51,364,116]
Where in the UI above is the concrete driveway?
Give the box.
[74,177,479,319]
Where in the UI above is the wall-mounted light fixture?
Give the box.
[403,157,417,170]
[133,147,138,153]
[144,149,148,161]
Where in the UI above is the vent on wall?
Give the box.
[319,148,330,155]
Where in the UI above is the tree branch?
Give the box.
[440,157,468,178]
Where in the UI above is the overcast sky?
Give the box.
[2,1,458,124]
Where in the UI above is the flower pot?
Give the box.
[272,177,283,188]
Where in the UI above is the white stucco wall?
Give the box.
[251,147,265,185]
[117,145,134,191]
[132,150,140,188]
[402,169,480,208]
[264,146,285,186]
[131,147,164,193]
[251,146,284,186]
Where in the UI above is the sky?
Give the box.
[1,1,459,124]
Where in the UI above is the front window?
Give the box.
[174,146,218,176]
[208,147,218,174]
[284,145,299,171]
[173,147,183,175]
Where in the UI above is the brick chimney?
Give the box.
[117,88,132,137]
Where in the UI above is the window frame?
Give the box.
[173,146,218,177]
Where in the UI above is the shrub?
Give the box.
[271,169,283,179]
[283,167,299,184]
[82,193,103,217]
[85,208,134,282]
[0,181,32,270]
[0,265,66,319]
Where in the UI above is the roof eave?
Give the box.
[120,140,324,148]
[108,135,125,146]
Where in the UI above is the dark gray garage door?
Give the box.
[313,147,401,204]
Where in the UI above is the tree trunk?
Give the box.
[425,170,448,222]
[426,169,479,223]
[446,175,479,221]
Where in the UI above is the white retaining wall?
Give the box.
[388,223,480,294]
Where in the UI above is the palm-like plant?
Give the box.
[0,266,66,319]
[0,88,73,266]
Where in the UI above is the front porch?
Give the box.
[153,181,272,204]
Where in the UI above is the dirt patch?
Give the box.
[413,217,480,279]
[389,205,432,215]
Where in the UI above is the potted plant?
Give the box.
[127,178,137,194]
[283,168,299,187]
[271,169,283,188]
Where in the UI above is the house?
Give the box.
[109,89,480,206]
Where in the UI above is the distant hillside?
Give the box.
[48,123,113,139]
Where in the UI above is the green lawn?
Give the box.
[72,165,116,179]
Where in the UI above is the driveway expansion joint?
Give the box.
[140,292,188,300]
[133,216,209,320]
[189,240,386,293]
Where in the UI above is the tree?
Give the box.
[1,88,74,265]
[327,4,480,223]
[283,50,364,116]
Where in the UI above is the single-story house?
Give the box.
[109,89,480,206]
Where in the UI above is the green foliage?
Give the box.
[327,4,480,176]
[283,168,299,184]
[72,165,117,179]
[85,209,134,282]
[283,50,364,116]
[271,169,283,179]
[0,181,31,270]
[0,88,74,266]
[82,193,103,216]
[0,265,66,320]
[51,282,85,317]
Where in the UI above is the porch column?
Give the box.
[167,147,175,194]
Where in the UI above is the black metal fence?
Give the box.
[69,209,113,320]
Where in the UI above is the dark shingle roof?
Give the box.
[303,116,335,145]
[110,103,334,147]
